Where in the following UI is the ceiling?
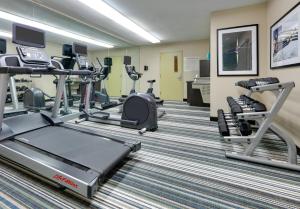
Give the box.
[31,0,266,46]
[0,0,266,50]
[0,0,131,50]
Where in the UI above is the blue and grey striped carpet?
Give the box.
[1,101,300,209]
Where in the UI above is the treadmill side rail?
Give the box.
[0,141,99,198]
[62,123,141,152]
[125,140,142,152]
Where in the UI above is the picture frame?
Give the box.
[217,24,259,76]
[270,2,300,69]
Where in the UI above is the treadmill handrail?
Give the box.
[0,66,92,76]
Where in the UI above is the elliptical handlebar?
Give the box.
[125,65,142,80]
[124,55,142,78]
[94,57,113,81]
[96,57,103,68]
[51,55,65,60]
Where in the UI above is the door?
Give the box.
[160,51,183,101]
[106,56,122,97]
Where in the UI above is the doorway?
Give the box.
[160,51,183,101]
[106,56,123,97]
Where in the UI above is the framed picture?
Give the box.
[217,24,259,76]
[270,2,300,69]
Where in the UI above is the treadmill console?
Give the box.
[17,46,50,65]
[76,55,89,69]
[13,23,50,65]
[73,43,89,70]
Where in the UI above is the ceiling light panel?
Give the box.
[77,0,160,43]
[0,11,114,48]
[0,31,12,38]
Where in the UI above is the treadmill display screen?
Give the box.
[13,23,45,48]
[73,43,87,56]
[0,39,6,54]
[62,44,73,57]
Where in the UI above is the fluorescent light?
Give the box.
[0,31,11,38]
[77,0,160,44]
[0,11,114,48]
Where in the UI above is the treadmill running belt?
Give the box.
[15,126,131,175]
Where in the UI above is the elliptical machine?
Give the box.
[52,44,78,107]
[146,80,164,105]
[120,56,142,101]
[23,44,74,115]
[93,57,120,109]
[122,56,166,118]
[23,87,54,111]
[123,56,164,105]
[75,44,158,133]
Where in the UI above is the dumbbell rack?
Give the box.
[218,78,299,171]
[7,77,32,108]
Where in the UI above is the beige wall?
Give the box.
[265,0,300,146]
[210,3,268,115]
[139,40,209,98]
[90,47,141,95]
[6,39,209,99]
[91,40,209,98]
[210,1,300,145]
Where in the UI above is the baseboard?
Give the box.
[210,117,218,121]
[202,103,210,107]
[183,98,187,102]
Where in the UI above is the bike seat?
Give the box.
[147,80,156,83]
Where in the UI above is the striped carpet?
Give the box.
[1,101,300,209]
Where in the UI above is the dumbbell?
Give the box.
[20,86,28,91]
[240,95,254,103]
[217,109,230,136]
[238,120,252,136]
[238,77,280,89]
[238,95,266,112]
[6,96,12,103]
[237,80,248,88]
[261,77,279,85]
[227,97,243,115]
[251,103,266,112]
[249,77,280,87]
[223,118,251,136]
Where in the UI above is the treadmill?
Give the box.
[0,23,141,198]
[0,38,28,117]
